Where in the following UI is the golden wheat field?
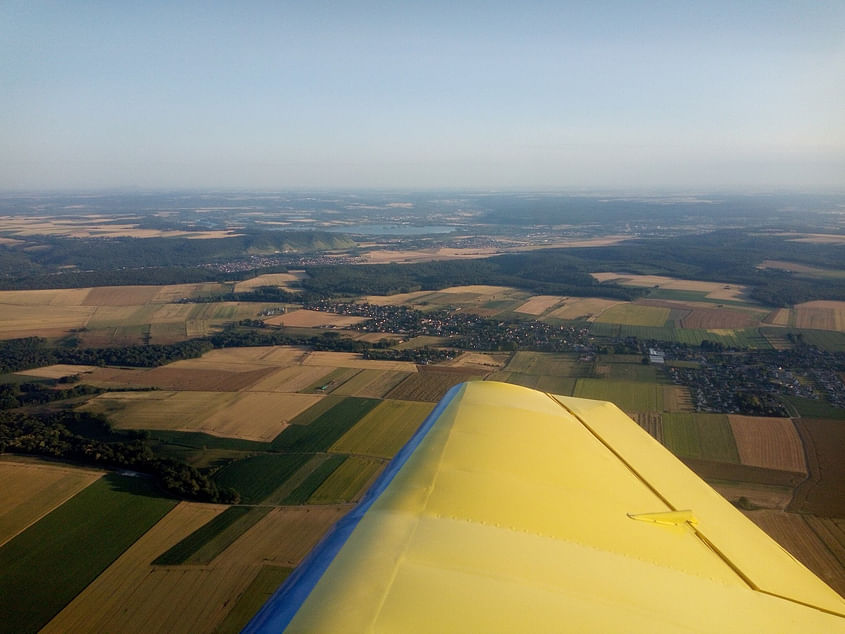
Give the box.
[514,295,565,315]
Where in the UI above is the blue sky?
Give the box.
[2,1,843,190]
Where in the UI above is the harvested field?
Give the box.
[514,295,566,315]
[153,506,271,565]
[743,510,845,596]
[663,385,693,412]
[302,351,418,372]
[82,285,161,306]
[272,397,380,452]
[331,369,412,398]
[710,482,794,511]
[216,565,293,634]
[590,273,750,301]
[631,413,663,443]
[804,516,845,573]
[151,282,229,303]
[0,461,102,547]
[437,284,515,295]
[572,379,664,412]
[331,399,434,458]
[0,303,95,338]
[264,309,367,328]
[661,413,739,463]
[14,363,98,379]
[594,303,670,327]
[80,391,323,441]
[758,260,845,279]
[87,365,278,392]
[793,301,845,331]
[790,418,845,516]
[448,352,509,370]
[728,415,806,473]
[233,272,307,292]
[546,297,622,321]
[43,505,346,634]
[310,456,385,503]
[0,288,91,306]
[162,345,307,369]
[363,290,434,306]
[0,474,176,634]
[764,308,792,326]
[248,366,335,393]
[302,367,361,393]
[386,367,485,402]
[680,307,757,329]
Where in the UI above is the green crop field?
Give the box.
[534,376,576,395]
[271,397,381,452]
[795,329,845,352]
[0,474,176,633]
[504,352,586,377]
[286,395,345,425]
[216,565,293,634]
[212,453,313,504]
[330,400,434,458]
[590,323,772,349]
[153,505,271,566]
[602,363,662,382]
[309,456,385,503]
[572,379,664,412]
[783,396,845,420]
[661,413,740,463]
[282,455,347,505]
[594,304,670,327]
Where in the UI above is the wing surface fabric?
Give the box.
[245,381,845,632]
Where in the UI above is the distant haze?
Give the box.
[2,1,844,191]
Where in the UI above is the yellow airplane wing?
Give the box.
[245,381,845,632]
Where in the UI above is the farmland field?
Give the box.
[247,365,335,393]
[590,273,750,301]
[514,295,565,315]
[302,367,361,393]
[792,301,845,331]
[13,363,99,379]
[331,369,412,398]
[572,379,664,412]
[0,460,102,547]
[309,456,385,503]
[153,506,271,565]
[86,365,278,391]
[80,391,323,441]
[264,309,367,328]
[504,351,585,377]
[593,303,670,327]
[386,367,485,401]
[679,306,757,329]
[43,505,346,634]
[743,510,845,596]
[282,455,347,505]
[271,397,381,452]
[631,413,663,443]
[545,297,622,321]
[330,399,434,458]
[448,352,509,370]
[212,453,314,504]
[233,271,307,292]
[302,351,419,372]
[661,413,740,463]
[0,474,176,633]
[710,482,794,511]
[790,418,845,516]
[215,565,294,634]
[727,415,806,473]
